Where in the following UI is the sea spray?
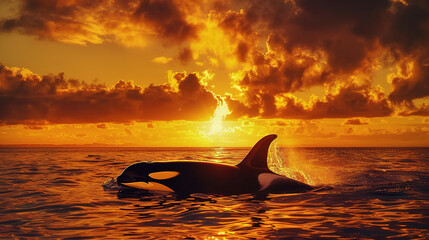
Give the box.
[267,140,315,185]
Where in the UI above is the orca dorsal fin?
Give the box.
[237,134,277,172]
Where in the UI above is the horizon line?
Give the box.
[1,144,428,148]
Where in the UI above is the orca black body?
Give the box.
[116,134,314,195]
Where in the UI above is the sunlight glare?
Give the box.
[209,98,231,135]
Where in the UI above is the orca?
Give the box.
[116,134,314,195]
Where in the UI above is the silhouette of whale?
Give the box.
[116,134,314,195]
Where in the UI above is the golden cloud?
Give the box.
[226,83,394,119]
[343,119,369,125]
[0,65,218,124]
[1,0,428,122]
[0,0,201,46]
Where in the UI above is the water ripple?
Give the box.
[0,147,427,239]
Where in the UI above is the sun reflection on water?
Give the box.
[204,230,235,240]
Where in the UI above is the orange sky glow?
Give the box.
[0,0,428,147]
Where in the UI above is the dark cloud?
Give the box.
[221,0,393,98]
[1,0,111,44]
[236,0,428,71]
[96,123,107,129]
[24,125,44,130]
[227,83,393,119]
[0,65,218,124]
[224,0,391,81]
[292,120,337,138]
[0,0,199,45]
[389,56,429,104]
[236,41,249,62]
[216,0,429,119]
[343,119,369,125]
[398,104,429,116]
[178,47,193,63]
[235,37,331,95]
[211,0,230,12]
[281,84,393,119]
[380,0,429,56]
[270,121,292,127]
[224,94,258,120]
[1,0,428,121]
[338,127,429,147]
[344,127,353,134]
[133,0,199,43]
[124,128,133,136]
[217,6,259,63]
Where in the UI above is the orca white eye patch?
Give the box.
[149,171,179,180]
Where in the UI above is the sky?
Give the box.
[0,0,428,147]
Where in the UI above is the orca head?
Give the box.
[117,162,152,183]
[116,162,180,192]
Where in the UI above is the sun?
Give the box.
[209,98,231,135]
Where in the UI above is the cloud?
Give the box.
[0,65,218,124]
[343,119,369,125]
[338,127,429,146]
[0,0,200,46]
[211,0,428,120]
[398,104,429,116]
[152,56,172,64]
[291,120,337,138]
[24,125,44,130]
[233,44,331,95]
[226,83,394,119]
[1,0,428,122]
[216,0,392,92]
[221,0,428,71]
[217,7,259,63]
[178,47,193,63]
[224,94,259,120]
[388,56,429,104]
[213,0,427,108]
[271,121,290,127]
[344,127,353,134]
[133,0,199,43]
[124,128,133,136]
[96,123,107,129]
[279,84,393,119]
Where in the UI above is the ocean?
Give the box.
[0,146,428,239]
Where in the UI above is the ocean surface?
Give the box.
[0,146,428,239]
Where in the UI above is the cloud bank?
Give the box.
[1,0,428,123]
[0,65,218,124]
